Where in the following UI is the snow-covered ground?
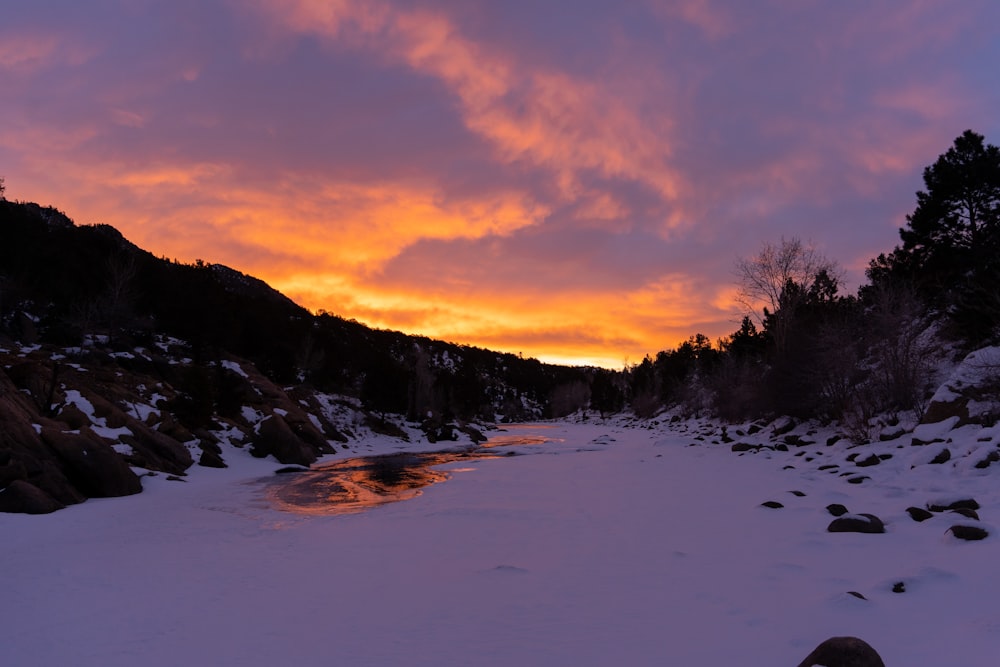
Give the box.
[3,417,999,666]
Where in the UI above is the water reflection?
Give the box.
[267,426,562,515]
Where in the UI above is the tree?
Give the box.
[899,130,1000,276]
[735,237,840,354]
[0,176,5,200]
[871,130,1000,342]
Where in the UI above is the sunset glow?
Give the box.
[2,1,998,367]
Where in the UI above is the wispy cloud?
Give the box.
[2,0,998,366]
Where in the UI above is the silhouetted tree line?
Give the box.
[616,130,1000,432]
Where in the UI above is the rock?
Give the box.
[828,513,885,534]
[906,507,934,522]
[0,479,64,514]
[950,507,979,520]
[250,414,319,465]
[790,490,806,497]
[855,454,881,467]
[796,636,886,667]
[826,503,849,517]
[846,475,869,484]
[459,425,487,444]
[922,396,970,426]
[731,442,754,452]
[974,450,1000,469]
[892,581,906,593]
[772,417,796,436]
[40,427,142,497]
[761,501,784,509]
[878,425,906,441]
[928,498,980,512]
[929,448,951,464]
[948,525,989,541]
[197,448,227,468]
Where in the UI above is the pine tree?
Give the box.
[875,130,1000,341]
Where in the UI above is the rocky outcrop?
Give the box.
[0,342,345,513]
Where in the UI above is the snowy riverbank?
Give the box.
[3,417,999,665]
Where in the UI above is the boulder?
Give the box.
[796,636,885,667]
[905,506,934,522]
[928,498,980,512]
[929,448,951,464]
[40,427,142,497]
[855,454,881,467]
[828,513,885,534]
[250,414,319,465]
[948,525,989,541]
[0,479,64,514]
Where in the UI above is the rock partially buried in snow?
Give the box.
[905,506,934,522]
[928,498,980,512]
[826,503,849,517]
[828,513,885,534]
[947,525,989,541]
[796,636,886,667]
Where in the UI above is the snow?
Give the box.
[3,418,1000,666]
[220,359,249,378]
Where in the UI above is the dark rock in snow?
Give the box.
[251,414,319,465]
[928,498,980,512]
[892,581,906,593]
[905,507,934,522]
[828,513,885,534]
[198,448,227,468]
[846,476,869,484]
[760,500,784,509]
[947,525,989,541]
[949,507,979,520]
[929,448,951,464]
[0,479,64,514]
[789,490,806,497]
[826,503,849,517]
[855,454,881,467]
[974,450,1000,469]
[40,427,142,498]
[796,636,886,667]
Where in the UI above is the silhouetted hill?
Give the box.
[0,199,600,513]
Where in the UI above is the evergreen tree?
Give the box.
[871,130,1000,341]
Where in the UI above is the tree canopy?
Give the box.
[868,130,1000,341]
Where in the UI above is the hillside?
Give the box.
[0,199,594,513]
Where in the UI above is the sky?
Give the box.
[2,1,999,368]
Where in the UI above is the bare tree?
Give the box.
[735,237,841,354]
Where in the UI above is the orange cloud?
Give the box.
[260,0,685,208]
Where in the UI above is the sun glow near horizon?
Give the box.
[2,1,998,367]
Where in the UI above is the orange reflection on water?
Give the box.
[266,452,481,516]
[266,428,563,515]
